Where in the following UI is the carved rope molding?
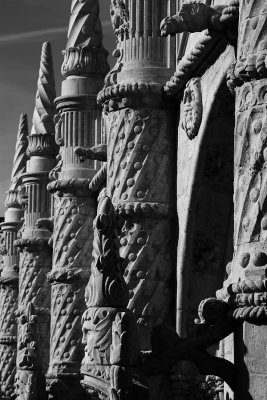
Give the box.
[163,1,239,98]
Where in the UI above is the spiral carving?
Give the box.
[10,113,28,191]
[31,42,56,136]
[66,0,102,49]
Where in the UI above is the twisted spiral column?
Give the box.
[15,41,57,398]
[46,1,109,398]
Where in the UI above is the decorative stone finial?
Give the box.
[62,0,109,77]
[9,113,28,192]
[31,41,56,136]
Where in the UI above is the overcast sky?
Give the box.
[0,0,115,215]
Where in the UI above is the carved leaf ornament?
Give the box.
[182,77,202,140]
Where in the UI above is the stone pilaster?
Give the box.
[14,42,57,399]
[46,1,109,398]
[98,0,177,351]
[216,2,267,399]
[0,113,27,400]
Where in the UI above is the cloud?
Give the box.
[0,20,112,45]
[0,27,68,45]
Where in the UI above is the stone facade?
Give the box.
[0,1,267,400]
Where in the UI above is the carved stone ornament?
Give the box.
[15,303,46,400]
[85,194,129,309]
[160,0,239,37]
[181,77,202,140]
[110,0,129,40]
[61,46,109,78]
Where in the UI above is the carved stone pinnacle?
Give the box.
[67,0,102,49]
[31,41,56,136]
[9,113,28,192]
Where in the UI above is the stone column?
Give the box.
[46,1,109,398]
[14,41,57,398]
[97,0,177,351]
[0,114,27,400]
[80,193,142,400]
[216,2,267,399]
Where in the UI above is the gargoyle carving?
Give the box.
[75,144,107,162]
[160,1,224,36]
[160,0,239,37]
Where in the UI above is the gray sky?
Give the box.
[0,0,115,215]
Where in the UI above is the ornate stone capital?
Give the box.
[61,46,109,78]
[27,133,58,158]
[62,0,109,78]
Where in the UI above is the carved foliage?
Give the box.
[82,307,115,368]
[85,195,129,309]
[15,303,46,400]
[110,0,129,39]
[61,46,109,78]
[235,0,267,79]
[234,80,267,247]
[181,78,202,140]
[27,134,58,158]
